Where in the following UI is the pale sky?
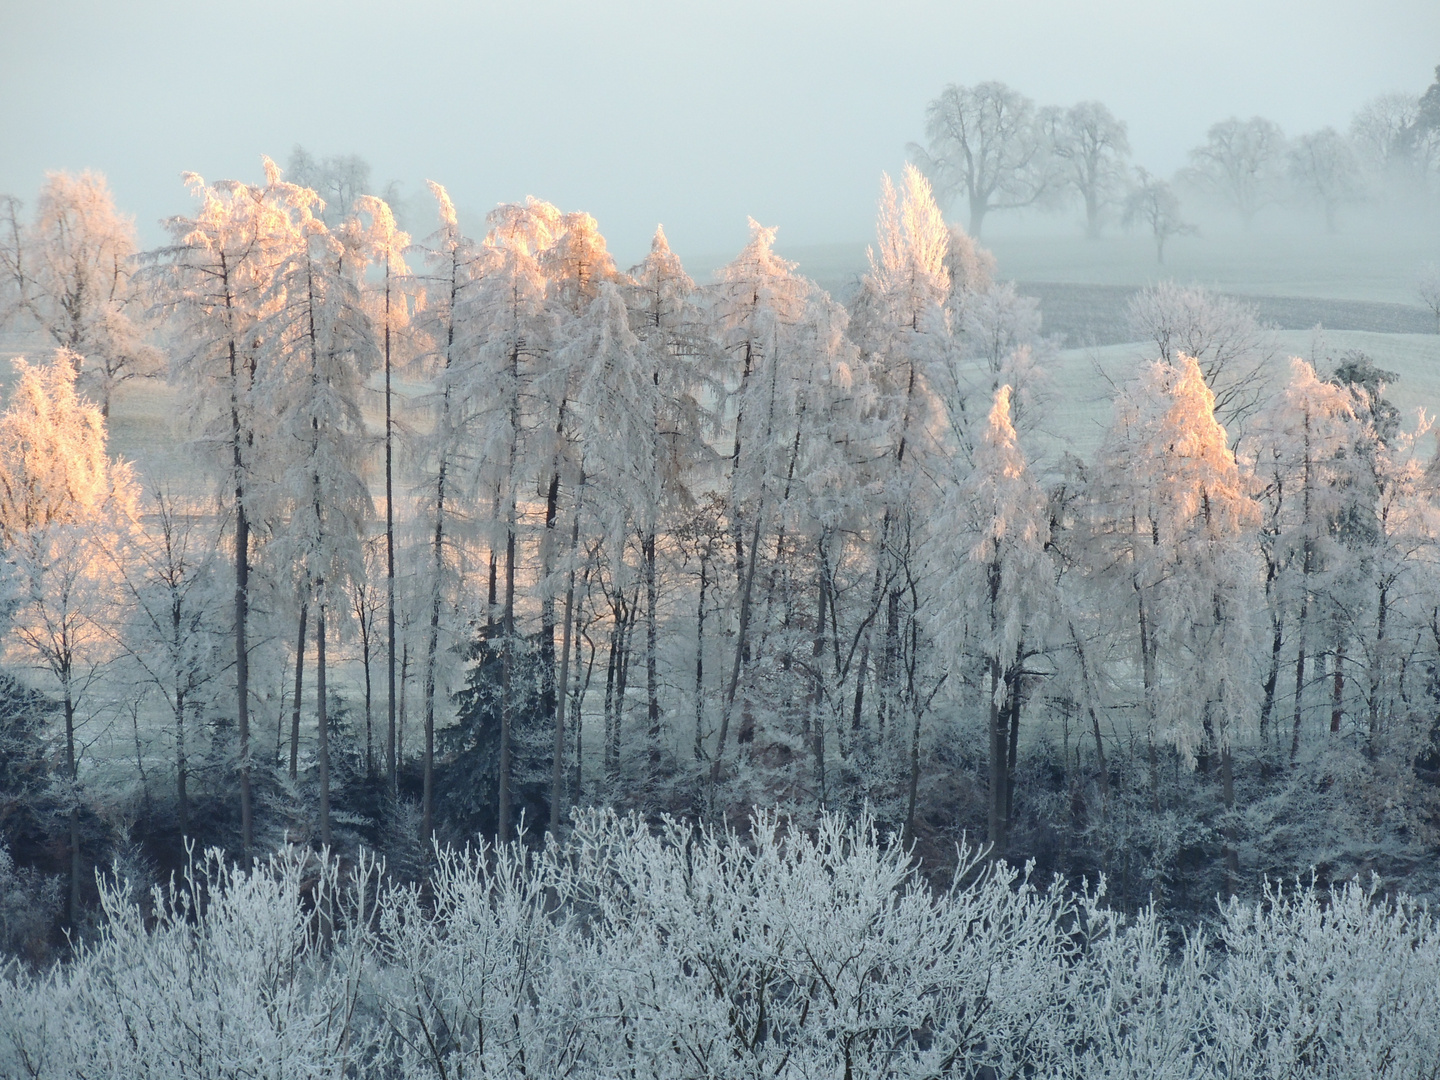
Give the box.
[2,0,1436,265]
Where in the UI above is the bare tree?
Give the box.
[1185,116,1287,228]
[1287,128,1363,232]
[1042,101,1130,238]
[1419,263,1440,334]
[910,82,1051,237]
[1122,169,1194,265]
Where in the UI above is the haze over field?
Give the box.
[3,0,1439,259]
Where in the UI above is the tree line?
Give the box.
[912,64,1440,251]
[1,157,1440,956]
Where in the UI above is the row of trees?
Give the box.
[913,64,1440,240]
[2,160,1440,946]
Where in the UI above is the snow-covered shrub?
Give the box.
[4,811,1440,1078]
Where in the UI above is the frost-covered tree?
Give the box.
[263,180,376,847]
[1126,282,1275,432]
[0,350,137,924]
[412,181,482,842]
[1252,358,1358,758]
[928,385,1052,852]
[150,158,298,856]
[111,487,225,837]
[912,82,1051,237]
[354,194,412,793]
[0,172,158,417]
[707,219,812,794]
[1086,355,1259,819]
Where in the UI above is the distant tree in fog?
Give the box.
[1287,128,1363,232]
[1041,101,1130,238]
[1419,263,1440,334]
[1350,92,1440,201]
[286,146,373,227]
[1421,64,1440,133]
[1185,116,1287,228]
[1121,169,1194,265]
[911,82,1051,237]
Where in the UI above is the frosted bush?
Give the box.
[4,811,1440,1078]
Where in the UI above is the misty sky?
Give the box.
[2,0,1436,266]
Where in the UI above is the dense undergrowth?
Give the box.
[2,809,1436,1079]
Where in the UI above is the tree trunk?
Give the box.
[1259,612,1283,744]
[551,500,581,834]
[811,566,828,810]
[228,324,253,860]
[317,597,330,848]
[1220,741,1238,897]
[1369,583,1388,748]
[986,657,1007,855]
[602,607,622,787]
[384,267,398,797]
[175,689,188,837]
[1067,622,1109,808]
[710,514,763,801]
[1330,642,1345,734]
[361,607,373,776]
[64,688,80,927]
[694,552,708,761]
[645,529,661,783]
[290,599,308,780]
[498,517,516,840]
[968,198,988,239]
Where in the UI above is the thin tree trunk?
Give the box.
[987,657,1006,855]
[574,615,591,802]
[384,263,398,797]
[1005,647,1023,829]
[811,564,828,809]
[644,529,661,781]
[694,551,708,761]
[1065,621,1109,808]
[290,599,308,780]
[1369,583,1388,748]
[361,606,373,777]
[1330,642,1345,734]
[551,498,581,833]
[603,617,621,785]
[609,598,638,794]
[1221,741,1238,897]
[1259,613,1284,744]
[1292,595,1309,761]
[225,283,253,860]
[498,517,516,840]
[422,496,444,845]
[317,596,330,848]
[234,449,252,859]
[175,689,188,837]
[64,688,80,927]
[710,514,763,800]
